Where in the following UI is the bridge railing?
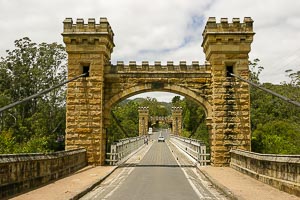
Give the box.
[230,149,300,197]
[0,148,87,199]
[106,135,146,165]
[170,135,210,165]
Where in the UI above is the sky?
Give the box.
[0,0,299,102]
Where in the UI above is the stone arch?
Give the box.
[104,84,212,121]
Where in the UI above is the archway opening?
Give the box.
[105,91,211,158]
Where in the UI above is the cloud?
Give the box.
[129,92,182,102]
[202,0,300,83]
[0,0,300,101]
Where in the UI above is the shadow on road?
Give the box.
[119,164,195,168]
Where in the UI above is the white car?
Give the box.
[158,136,165,142]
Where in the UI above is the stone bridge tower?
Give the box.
[62,18,114,165]
[138,107,149,136]
[202,17,254,165]
[172,107,182,136]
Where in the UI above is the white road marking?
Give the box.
[167,142,204,199]
[103,167,135,199]
[102,142,154,199]
[168,140,227,200]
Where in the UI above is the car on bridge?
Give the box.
[148,127,153,135]
[158,136,165,142]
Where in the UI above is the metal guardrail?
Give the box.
[106,136,146,165]
[170,135,210,166]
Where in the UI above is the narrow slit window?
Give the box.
[83,66,90,77]
[226,66,234,77]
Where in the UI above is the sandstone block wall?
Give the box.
[62,18,114,165]
[0,149,87,199]
[202,17,254,166]
[230,149,300,197]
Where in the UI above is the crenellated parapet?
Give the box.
[138,106,149,114]
[62,18,114,55]
[109,61,211,72]
[172,107,183,113]
[63,17,114,40]
[203,17,253,34]
[202,17,254,60]
[151,116,170,120]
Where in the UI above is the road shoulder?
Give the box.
[198,166,299,200]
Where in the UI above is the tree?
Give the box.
[171,96,181,107]
[140,97,169,116]
[249,58,264,83]
[0,37,67,153]
[252,120,300,154]
[107,100,140,146]
[284,69,300,87]
[249,59,300,154]
[177,98,209,146]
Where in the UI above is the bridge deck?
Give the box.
[81,132,226,200]
[11,135,299,200]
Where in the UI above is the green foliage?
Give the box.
[252,120,300,154]
[107,101,140,146]
[171,95,181,107]
[140,97,170,116]
[250,59,300,154]
[284,69,300,87]
[0,37,67,154]
[0,130,15,154]
[107,97,174,146]
[172,96,209,147]
[249,58,264,83]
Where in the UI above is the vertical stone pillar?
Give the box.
[138,107,149,136]
[62,18,114,165]
[202,17,254,166]
[172,107,182,136]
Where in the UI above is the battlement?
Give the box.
[172,107,182,111]
[62,18,114,42]
[203,17,254,34]
[202,17,255,57]
[138,107,149,114]
[109,61,211,73]
[172,107,183,114]
[150,116,172,120]
[139,107,149,110]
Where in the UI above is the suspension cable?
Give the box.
[230,73,300,107]
[0,73,88,113]
[110,110,130,138]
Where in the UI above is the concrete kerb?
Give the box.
[72,143,148,199]
[196,165,240,200]
[71,166,118,200]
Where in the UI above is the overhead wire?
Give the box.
[267,47,300,70]
[0,73,88,113]
[230,73,300,107]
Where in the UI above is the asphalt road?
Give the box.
[81,130,227,200]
